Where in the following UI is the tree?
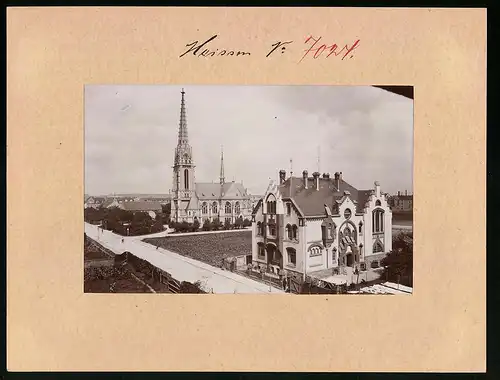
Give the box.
[224,219,232,230]
[192,219,200,232]
[243,218,252,228]
[234,216,243,229]
[380,231,413,287]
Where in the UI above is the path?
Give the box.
[85,223,283,294]
[128,227,251,240]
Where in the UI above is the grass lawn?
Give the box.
[144,230,252,267]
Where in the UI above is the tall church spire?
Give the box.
[178,88,188,145]
[220,145,225,185]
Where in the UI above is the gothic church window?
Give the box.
[372,209,385,233]
[184,169,189,189]
[212,202,218,214]
[292,225,298,240]
[286,224,292,240]
[225,202,232,214]
[235,202,240,214]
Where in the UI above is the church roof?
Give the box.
[278,177,372,217]
[120,201,162,212]
[195,181,248,200]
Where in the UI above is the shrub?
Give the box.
[243,218,252,227]
[212,218,222,231]
[224,219,232,230]
[202,219,212,231]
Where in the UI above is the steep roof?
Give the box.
[278,177,370,217]
[195,181,249,200]
[120,201,162,212]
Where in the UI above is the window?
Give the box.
[266,195,276,215]
[257,222,263,236]
[225,202,232,214]
[184,169,189,189]
[286,224,292,239]
[269,223,276,237]
[287,248,296,266]
[358,221,363,234]
[266,201,276,214]
[292,225,298,240]
[235,202,240,214]
[309,246,322,257]
[258,243,265,257]
[373,241,384,253]
[202,202,208,214]
[225,217,231,225]
[375,200,381,206]
[372,209,385,233]
[344,208,352,219]
[212,202,218,214]
[332,247,337,262]
[286,203,291,215]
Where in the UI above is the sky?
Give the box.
[85,85,413,196]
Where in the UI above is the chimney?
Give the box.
[302,170,308,189]
[279,170,286,185]
[322,173,330,179]
[375,181,381,197]
[398,191,401,196]
[312,172,320,191]
[334,172,340,191]
[405,190,408,196]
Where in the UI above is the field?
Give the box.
[144,231,252,267]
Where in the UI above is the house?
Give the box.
[389,191,413,212]
[170,89,253,224]
[84,196,106,209]
[251,170,393,279]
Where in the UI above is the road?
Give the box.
[85,223,284,295]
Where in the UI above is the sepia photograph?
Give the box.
[84,85,413,295]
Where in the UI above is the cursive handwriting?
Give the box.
[179,35,251,58]
[299,35,361,62]
[179,34,361,62]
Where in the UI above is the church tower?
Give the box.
[220,145,225,185]
[172,89,196,222]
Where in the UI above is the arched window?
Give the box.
[212,202,218,214]
[266,195,276,214]
[225,202,232,214]
[292,225,298,240]
[184,169,189,189]
[309,246,322,257]
[373,240,384,253]
[286,248,296,266]
[375,200,382,206]
[372,209,385,233]
[358,221,363,234]
[286,224,292,239]
[235,202,240,214]
[344,227,351,238]
[332,247,337,262]
[202,202,208,214]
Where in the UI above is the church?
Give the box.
[170,89,253,224]
[251,169,393,279]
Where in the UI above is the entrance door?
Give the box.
[346,253,354,267]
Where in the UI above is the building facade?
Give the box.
[171,89,253,224]
[251,170,393,278]
[389,190,413,212]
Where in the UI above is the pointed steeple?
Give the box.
[178,88,188,145]
[220,145,225,185]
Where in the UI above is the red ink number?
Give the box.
[299,36,360,63]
